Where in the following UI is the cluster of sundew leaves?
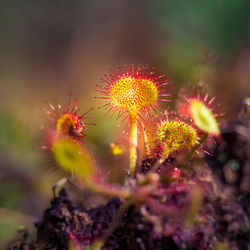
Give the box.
[96,65,219,144]
[44,64,221,186]
[98,67,222,178]
[154,89,221,157]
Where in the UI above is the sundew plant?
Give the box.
[12,64,250,250]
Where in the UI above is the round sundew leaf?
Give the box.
[110,76,158,118]
[156,120,198,157]
[96,65,171,122]
[190,100,219,135]
[52,138,95,180]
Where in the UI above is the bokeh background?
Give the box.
[0,0,250,247]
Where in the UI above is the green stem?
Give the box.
[129,116,138,176]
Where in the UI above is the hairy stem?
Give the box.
[84,178,131,199]
[141,121,151,157]
[129,116,138,176]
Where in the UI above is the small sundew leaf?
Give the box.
[156,113,198,157]
[52,138,95,180]
[110,142,124,156]
[45,99,93,143]
[190,100,219,135]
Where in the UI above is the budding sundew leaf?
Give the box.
[45,100,93,143]
[190,100,219,136]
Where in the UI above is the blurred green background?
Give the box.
[0,0,250,247]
